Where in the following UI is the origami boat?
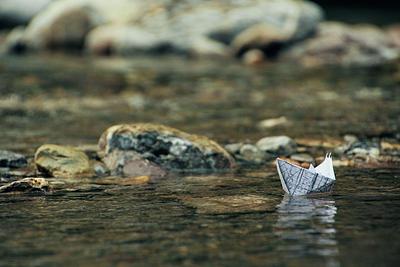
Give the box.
[276,153,335,196]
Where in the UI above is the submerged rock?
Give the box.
[0,150,28,168]
[283,22,399,67]
[182,195,276,214]
[256,136,297,156]
[0,178,49,193]
[34,144,91,178]
[99,123,235,173]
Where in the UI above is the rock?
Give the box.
[0,178,49,193]
[18,0,104,50]
[386,24,400,49]
[102,150,167,177]
[343,134,358,145]
[182,195,277,214]
[8,0,322,56]
[85,24,171,55]
[290,153,314,163]
[224,143,244,155]
[99,123,235,173]
[335,135,359,155]
[283,22,399,67]
[380,141,400,156]
[187,36,229,57]
[257,116,289,129]
[344,141,380,160]
[238,144,267,164]
[242,49,265,65]
[34,144,91,178]
[208,0,322,48]
[256,136,297,156]
[0,0,54,28]
[0,26,26,54]
[93,162,109,177]
[232,23,291,56]
[0,150,28,168]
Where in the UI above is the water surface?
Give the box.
[0,55,399,266]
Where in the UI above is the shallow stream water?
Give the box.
[0,55,399,266]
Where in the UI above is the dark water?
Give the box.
[0,55,399,266]
[0,168,399,267]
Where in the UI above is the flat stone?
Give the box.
[99,123,235,173]
[182,195,277,214]
[0,178,49,193]
[35,144,92,178]
[0,150,28,168]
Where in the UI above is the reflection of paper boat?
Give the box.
[276,153,335,196]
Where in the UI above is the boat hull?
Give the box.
[276,159,335,196]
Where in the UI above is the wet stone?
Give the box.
[344,141,380,160]
[290,153,314,163]
[238,144,267,164]
[224,143,244,155]
[0,178,49,193]
[99,123,235,173]
[182,195,277,214]
[256,136,297,156]
[0,150,28,168]
[34,144,91,178]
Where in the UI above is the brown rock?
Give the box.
[35,144,91,178]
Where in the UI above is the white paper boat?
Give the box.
[276,153,335,196]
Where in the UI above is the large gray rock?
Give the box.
[256,136,297,156]
[0,150,28,168]
[98,123,236,173]
[283,22,400,67]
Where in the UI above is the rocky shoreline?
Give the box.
[0,0,399,67]
[0,123,399,194]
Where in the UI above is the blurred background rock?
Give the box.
[0,0,399,66]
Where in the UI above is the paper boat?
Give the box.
[276,153,335,196]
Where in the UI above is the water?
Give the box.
[0,168,399,266]
[0,54,399,266]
